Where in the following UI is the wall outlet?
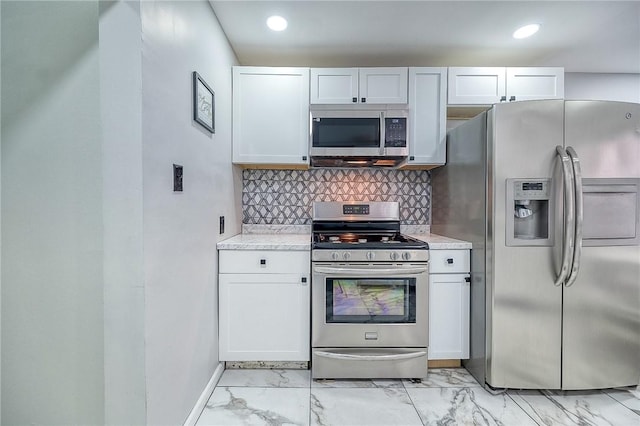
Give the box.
[173,164,183,192]
[219,216,225,234]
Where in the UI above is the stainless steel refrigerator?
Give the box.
[432,100,640,390]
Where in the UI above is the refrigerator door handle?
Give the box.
[554,146,576,287]
[565,146,583,287]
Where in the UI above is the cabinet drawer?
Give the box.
[219,250,310,274]
[429,250,470,273]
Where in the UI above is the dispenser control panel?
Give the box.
[514,180,550,200]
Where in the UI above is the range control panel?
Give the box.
[343,204,370,215]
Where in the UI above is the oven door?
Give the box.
[312,262,428,348]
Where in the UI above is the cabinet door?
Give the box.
[428,273,470,360]
[232,67,309,165]
[448,67,506,105]
[359,67,408,104]
[506,67,564,101]
[310,68,359,104]
[407,67,447,165]
[219,273,310,361]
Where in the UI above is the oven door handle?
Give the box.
[314,350,427,362]
[313,266,428,276]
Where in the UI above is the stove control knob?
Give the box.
[343,252,351,260]
[390,252,400,261]
[402,252,412,261]
[331,252,340,261]
[366,251,376,261]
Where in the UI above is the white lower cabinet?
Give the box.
[428,249,470,360]
[219,250,310,361]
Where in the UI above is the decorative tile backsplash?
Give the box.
[242,169,431,225]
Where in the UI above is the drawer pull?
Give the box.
[447,258,454,264]
[260,259,266,266]
[465,276,471,282]
[301,277,307,284]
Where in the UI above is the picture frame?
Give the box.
[193,71,215,133]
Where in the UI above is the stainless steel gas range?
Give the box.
[311,201,430,379]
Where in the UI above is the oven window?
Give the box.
[312,118,380,148]
[325,278,416,323]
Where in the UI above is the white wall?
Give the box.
[99,1,146,424]
[1,2,104,424]
[139,1,240,424]
[565,72,640,103]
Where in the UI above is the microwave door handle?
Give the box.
[554,146,575,287]
[380,111,385,151]
[313,266,428,276]
[565,146,583,287]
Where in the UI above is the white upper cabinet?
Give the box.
[359,68,408,104]
[448,67,506,105]
[506,67,565,102]
[405,67,448,167]
[310,67,408,104]
[232,66,310,165]
[310,68,359,104]
[448,67,564,105]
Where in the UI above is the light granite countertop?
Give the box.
[217,231,471,251]
[216,233,311,251]
[409,234,472,250]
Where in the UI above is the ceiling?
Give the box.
[209,1,640,73]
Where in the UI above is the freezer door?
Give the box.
[488,100,564,389]
[562,101,640,389]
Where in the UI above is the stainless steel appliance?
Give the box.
[311,201,429,379]
[309,106,408,167]
[432,100,640,390]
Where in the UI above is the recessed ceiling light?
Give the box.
[267,15,287,31]
[513,24,540,39]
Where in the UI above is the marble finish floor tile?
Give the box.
[605,386,640,416]
[403,367,481,388]
[311,387,422,426]
[218,368,311,388]
[197,387,310,426]
[406,387,538,425]
[311,378,403,388]
[510,389,640,426]
[198,368,639,426]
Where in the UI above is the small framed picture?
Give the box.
[193,71,215,133]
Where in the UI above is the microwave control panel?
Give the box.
[384,117,407,148]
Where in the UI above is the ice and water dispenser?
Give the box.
[506,179,553,246]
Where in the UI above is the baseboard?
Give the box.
[428,359,462,368]
[183,362,225,426]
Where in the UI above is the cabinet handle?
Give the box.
[509,96,516,102]
[302,156,307,161]
[352,97,357,103]
[301,277,308,285]
[409,156,415,161]
[361,97,366,103]
[465,276,471,283]
[260,259,266,265]
[446,258,454,264]
[500,96,507,102]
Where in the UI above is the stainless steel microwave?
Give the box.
[309,108,409,160]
